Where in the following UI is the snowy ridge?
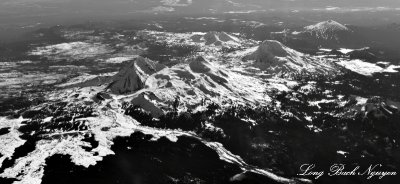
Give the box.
[0,88,304,184]
[110,39,340,115]
[122,55,273,116]
[116,40,342,116]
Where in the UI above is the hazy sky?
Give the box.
[2,0,400,11]
[1,0,399,42]
[1,0,400,26]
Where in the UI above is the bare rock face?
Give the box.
[204,32,220,45]
[189,56,212,73]
[108,57,165,94]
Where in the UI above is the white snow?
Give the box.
[337,150,349,157]
[243,40,339,75]
[109,57,166,94]
[104,56,137,64]
[309,99,336,109]
[141,30,251,50]
[304,20,350,40]
[30,42,113,61]
[338,48,354,54]
[319,48,332,52]
[292,31,301,35]
[0,117,27,169]
[5,25,392,184]
[0,96,296,184]
[2,27,388,184]
[337,59,400,76]
[355,96,368,105]
[305,20,349,32]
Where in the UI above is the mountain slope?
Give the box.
[127,55,271,115]
[242,40,339,75]
[108,57,166,94]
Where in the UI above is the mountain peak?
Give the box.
[203,31,240,46]
[303,20,351,40]
[244,40,302,65]
[258,40,292,58]
[108,56,165,94]
[305,20,349,32]
[189,56,212,73]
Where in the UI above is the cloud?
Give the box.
[152,6,175,12]
[325,6,340,11]
[160,0,192,7]
[312,6,399,12]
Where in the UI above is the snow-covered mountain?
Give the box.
[116,55,270,116]
[1,26,400,184]
[105,38,343,116]
[304,20,351,40]
[243,40,338,74]
[270,20,355,49]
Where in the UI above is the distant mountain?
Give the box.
[191,31,241,46]
[271,20,356,51]
[387,23,400,30]
[270,20,400,61]
[304,20,351,40]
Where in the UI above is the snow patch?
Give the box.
[337,59,400,76]
[104,56,137,64]
[30,42,113,61]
